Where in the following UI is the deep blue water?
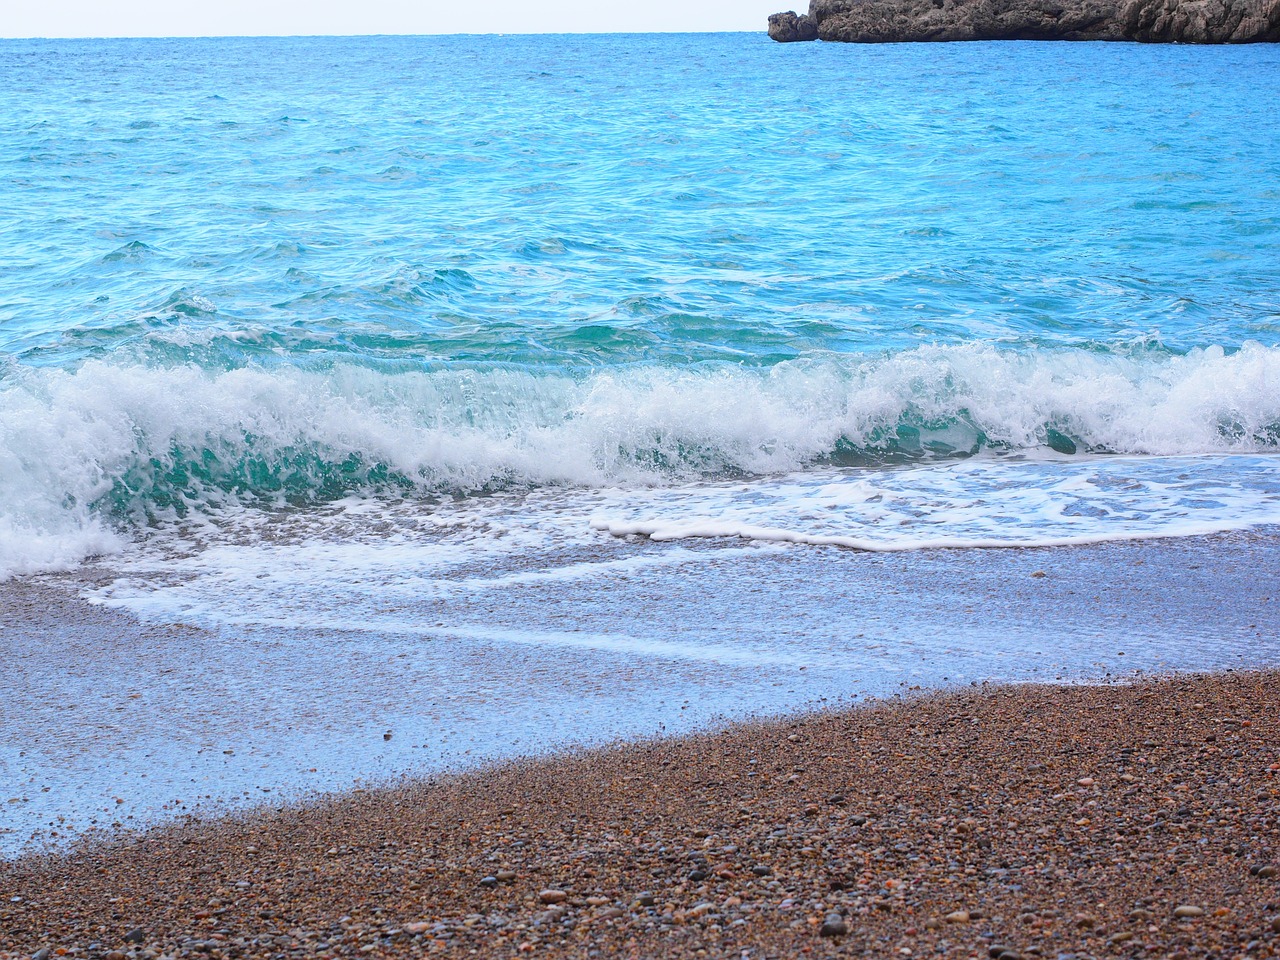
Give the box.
[1,34,1279,576]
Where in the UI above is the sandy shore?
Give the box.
[2,670,1278,959]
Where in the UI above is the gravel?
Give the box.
[2,670,1278,958]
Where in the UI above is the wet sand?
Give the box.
[2,669,1278,959]
[5,531,1280,858]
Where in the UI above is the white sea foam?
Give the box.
[86,453,1280,633]
[5,342,1280,579]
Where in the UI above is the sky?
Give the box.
[4,0,774,38]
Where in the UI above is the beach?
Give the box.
[2,667,1277,958]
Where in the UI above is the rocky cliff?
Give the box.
[768,0,1280,41]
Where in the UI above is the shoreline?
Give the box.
[3,669,1278,958]
[5,529,1280,860]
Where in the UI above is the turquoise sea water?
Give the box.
[5,34,1280,854]
[2,33,1280,580]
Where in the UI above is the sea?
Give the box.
[2,33,1279,853]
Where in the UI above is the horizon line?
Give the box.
[0,29,766,41]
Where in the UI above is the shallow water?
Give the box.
[4,530,1280,856]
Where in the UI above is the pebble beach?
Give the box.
[3,669,1277,959]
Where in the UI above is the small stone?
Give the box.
[105,952,126,960]
[1271,916,1280,933]
[688,869,708,882]
[1106,932,1134,944]
[751,865,772,877]
[1030,570,1047,578]
[998,952,1023,960]
[1074,913,1097,929]
[827,794,846,805]
[124,927,145,943]
[496,870,517,882]
[539,890,568,904]
[32,950,52,960]
[989,946,1012,959]
[1251,864,1278,878]
[1076,778,1095,787]
[820,914,848,937]
[404,922,431,934]
[944,910,971,924]
[636,893,656,907]
[1173,905,1204,918]
[479,876,498,888]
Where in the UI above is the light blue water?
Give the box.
[5,34,1280,855]
[1,34,1279,576]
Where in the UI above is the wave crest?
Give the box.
[2,341,1278,576]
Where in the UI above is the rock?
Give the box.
[104,952,126,960]
[539,889,569,904]
[944,910,971,923]
[496,870,517,882]
[1251,864,1278,878]
[768,10,820,40]
[820,913,849,937]
[1272,916,1280,933]
[31,950,52,960]
[123,927,145,943]
[404,921,431,934]
[479,875,499,887]
[1174,905,1205,918]
[768,0,1280,43]
[752,865,772,876]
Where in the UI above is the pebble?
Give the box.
[538,890,568,904]
[820,913,848,937]
[123,927,145,943]
[944,910,970,924]
[1173,905,1204,918]
[1272,916,1280,934]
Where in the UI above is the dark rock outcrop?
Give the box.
[768,10,820,40]
[770,0,1280,41]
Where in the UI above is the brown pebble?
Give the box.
[1174,905,1205,918]
[539,890,568,904]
